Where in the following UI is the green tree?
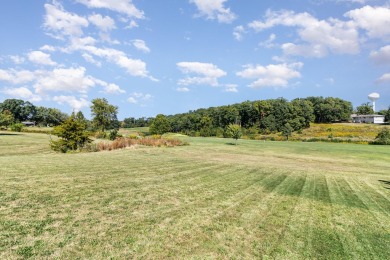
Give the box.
[0,99,36,122]
[227,124,242,144]
[356,103,374,115]
[149,114,171,135]
[0,110,14,128]
[281,123,294,141]
[35,106,68,126]
[50,116,91,152]
[90,98,118,132]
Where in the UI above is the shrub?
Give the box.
[370,128,390,145]
[10,123,24,132]
[109,129,118,140]
[95,131,107,139]
[50,117,91,152]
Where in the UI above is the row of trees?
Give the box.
[147,97,355,136]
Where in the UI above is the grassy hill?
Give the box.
[0,132,389,258]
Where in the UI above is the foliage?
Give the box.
[10,123,24,132]
[226,124,242,143]
[35,106,68,126]
[370,128,390,145]
[50,116,91,152]
[0,110,14,128]
[122,117,153,128]
[96,136,188,151]
[109,129,119,140]
[90,98,118,132]
[281,123,294,140]
[0,99,37,122]
[356,103,374,115]
[149,114,171,135]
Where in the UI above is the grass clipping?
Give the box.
[95,136,188,151]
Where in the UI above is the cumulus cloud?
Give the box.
[224,84,238,92]
[93,78,125,94]
[248,9,359,57]
[9,55,25,64]
[28,51,57,66]
[176,87,190,92]
[0,69,35,84]
[53,95,90,112]
[236,62,303,89]
[376,73,390,83]
[370,45,390,64]
[44,1,89,39]
[233,25,246,41]
[190,0,237,23]
[177,61,226,86]
[127,92,152,104]
[75,0,144,19]
[346,5,390,40]
[131,39,150,53]
[33,67,96,94]
[88,13,116,31]
[1,87,42,102]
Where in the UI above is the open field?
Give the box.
[0,131,389,258]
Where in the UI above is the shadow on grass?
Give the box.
[378,180,390,189]
[0,133,20,136]
[225,142,238,146]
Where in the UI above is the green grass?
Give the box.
[0,132,389,258]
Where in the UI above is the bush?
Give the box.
[109,129,118,140]
[10,123,24,132]
[370,128,390,145]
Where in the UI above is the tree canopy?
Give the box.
[90,98,118,132]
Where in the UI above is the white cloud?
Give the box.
[132,39,150,53]
[248,9,359,57]
[93,78,125,94]
[190,0,237,23]
[176,87,190,92]
[370,45,390,64]
[2,87,42,102]
[82,53,102,66]
[53,95,90,112]
[233,25,246,41]
[236,62,303,89]
[125,20,139,29]
[224,84,238,92]
[9,55,25,64]
[33,67,96,94]
[346,5,390,40]
[44,2,89,39]
[259,33,277,48]
[76,0,144,19]
[28,51,57,66]
[127,92,152,104]
[40,45,56,52]
[177,61,226,86]
[88,13,116,31]
[0,69,35,84]
[376,73,390,83]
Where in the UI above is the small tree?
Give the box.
[281,123,293,141]
[50,116,91,152]
[227,124,242,144]
[356,103,374,115]
[0,110,14,129]
[149,114,171,135]
[90,98,118,132]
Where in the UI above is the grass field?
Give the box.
[1,131,389,259]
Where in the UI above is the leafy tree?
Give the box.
[35,106,68,126]
[50,116,91,152]
[281,123,294,140]
[356,103,374,115]
[90,98,118,132]
[0,99,36,122]
[227,124,242,144]
[0,110,14,128]
[378,107,390,122]
[150,114,171,135]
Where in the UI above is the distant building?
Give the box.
[351,114,385,124]
[21,121,36,127]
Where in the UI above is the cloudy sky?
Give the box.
[1,0,390,118]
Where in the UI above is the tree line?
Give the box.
[1,97,390,136]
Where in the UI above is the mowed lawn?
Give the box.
[0,132,389,259]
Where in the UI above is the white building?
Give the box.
[351,114,385,124]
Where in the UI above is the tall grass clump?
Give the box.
[96,136,188,151]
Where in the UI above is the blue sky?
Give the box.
[1,0,390,119]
